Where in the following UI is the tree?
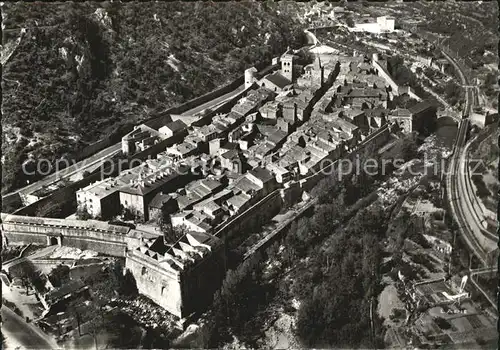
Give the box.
[86,301,106,350]
[49,264,70,288]
[76,205,92,220]
[121,269,138,297]
[400,134,419,161]
[346,16,355,28]
[209,252,265,346]
[16,260,42,294]
[35,200,65,218]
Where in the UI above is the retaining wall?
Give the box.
[214,190,283,246]
[30,259,74,274]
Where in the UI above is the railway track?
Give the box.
[443,48,494,266]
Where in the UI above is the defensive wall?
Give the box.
[126,133,185,164]
[1,213,154,257]
[191,82,257,128]
[144,76,245,130]
[301,123,394,194]
[372,55,399,94]
[408,88,423,101]
[27,259,74,274]
[237,124,396,260]
[213,122,395,250]
[75,124,133,162]
[12,158,122,218]
[122,85,255,163]
[3,125,398,263]
[243,196,315,261]
[213,190,284,247]
[6,63,280,217]
[143,61,279,130]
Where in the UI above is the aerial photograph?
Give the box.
[0,1,498,349]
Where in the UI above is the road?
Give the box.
[304,29,320,46]
[3,80,249,210]
[1,306,59,350]
[180,84,246,116]
[3,143,122,200]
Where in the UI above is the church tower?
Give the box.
[281,54,294,82]
[314,55,324,86]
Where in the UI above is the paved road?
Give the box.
[1,306,58,350]
[304,29,319,46]
[3,80,247,205]
[181,84,245,116]
[3,143,121,200]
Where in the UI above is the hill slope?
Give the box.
[1,1,309,193]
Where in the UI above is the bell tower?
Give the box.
[281,54,294,82]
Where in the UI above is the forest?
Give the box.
[2,1,307,192]
[205,135,423,348]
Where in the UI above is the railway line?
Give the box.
[442,44,496,267]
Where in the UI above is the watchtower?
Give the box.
[244,67,257,89]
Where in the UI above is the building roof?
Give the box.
[342,107,365,119]
[390,108,412,117]
[220,142,239,151]
[123,124,167,142]
[133,231,221,271]
[264,72,293,90]
[408,100,436,115]
[221,149,240,160]
[163,120,187,133]
[177,192,203,210]
[120,165,189,196]
[267,129,288,146]
[148,193,173,210]
[45,279,87,304]
[265,163,290,176]
[213,122,229,134]
[77,178,125,199]
[234,175,261,193]
[253,141,275,158]
[364,108,389,118]
[201,178,223,191]
[226,192,251,211]
[197,124,218,137]
[194,200,222,215]
[249,167,274,184]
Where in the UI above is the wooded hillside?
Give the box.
[1,1,308,192]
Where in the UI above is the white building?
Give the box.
[377,16,395,32]
[352,16,395,34]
